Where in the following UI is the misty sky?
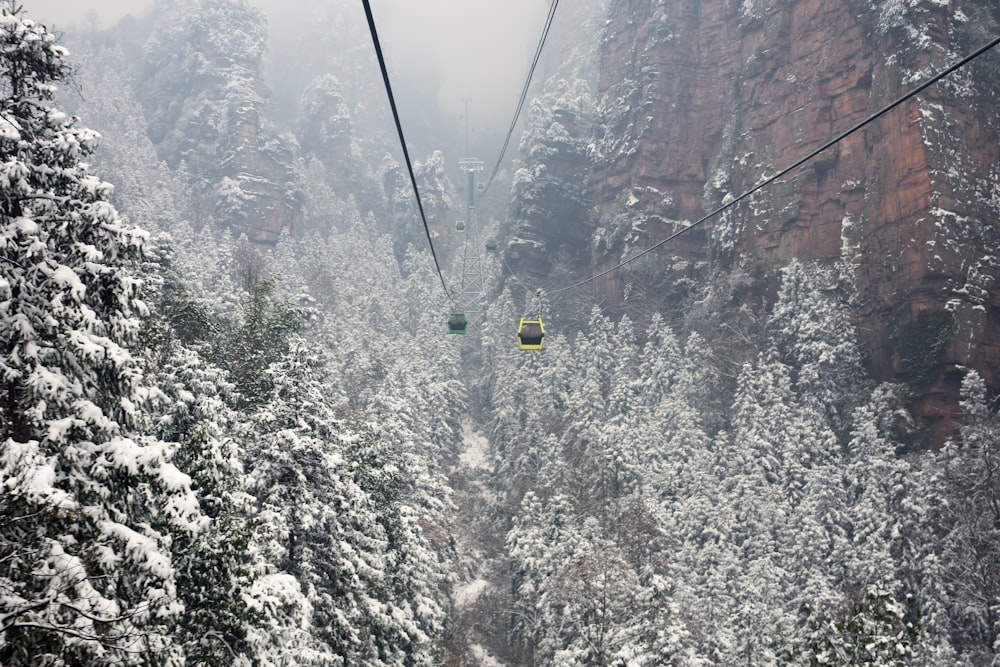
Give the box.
[28,0,547,135]
[375,0,548,129]
[27,0,153,29]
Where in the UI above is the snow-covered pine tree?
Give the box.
[152,346,259,666]
[769,259,863,427]
[787,585,921,666]
[0,6,200,663]
[68,41,187,238]
[212,279,304,410]
[506,491,576,662]
[933,369,1000,661]
[136,246,261,665]
[244,339,444,665]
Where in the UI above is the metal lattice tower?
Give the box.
[457,158,486,322]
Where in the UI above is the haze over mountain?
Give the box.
[1,0,999,664]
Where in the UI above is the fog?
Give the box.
[28,0,548,155]
[261,0,550,158]
[373,0,548,131]
[27,0,154,29]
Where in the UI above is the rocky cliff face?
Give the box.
[140,0,300,244]
[584,0,1000,444]
[507,81,596,279]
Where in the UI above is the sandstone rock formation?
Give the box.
[588,0,1000,444]
[141,0,300,244]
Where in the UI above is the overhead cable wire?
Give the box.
[362,0,454,300]
[547,33,1000,297]
[482,0,559,193]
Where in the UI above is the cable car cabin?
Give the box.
[455,219,466,233]
[447,311,468,334]
[517,317,544,350]
[485,239,499,254]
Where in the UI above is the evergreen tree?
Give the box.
[244,340,444,665]
[212,280,304,410]
[0,6,199,662]
[68,42,187,238]
[787,586,920,666]
[136,254,261,666]
[153,348,259,666]
[769,260,863,425]
[935,369,1000,661]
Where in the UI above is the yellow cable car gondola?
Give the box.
[447,310,468,334]
[517,317,544,350]
[455,219,466,233]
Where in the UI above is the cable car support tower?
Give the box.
[456,157,487,325]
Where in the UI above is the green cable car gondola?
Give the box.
[485,239,499,254]
[517,317,544,350]
[447,310,468,334]
[455,219,466,233]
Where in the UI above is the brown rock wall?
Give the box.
[592,0,1000,444]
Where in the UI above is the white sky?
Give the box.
[26,0,548,132]
[26,0,154,29]
[373,0,548,127]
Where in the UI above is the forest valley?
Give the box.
[2,0,1000,665]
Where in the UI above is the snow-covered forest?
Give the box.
[2,0,1000,664]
